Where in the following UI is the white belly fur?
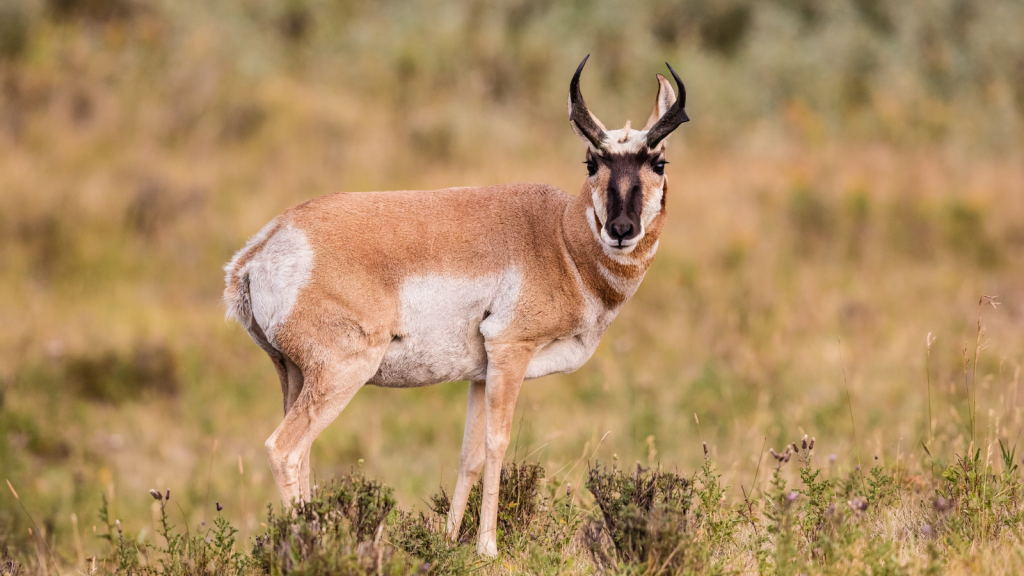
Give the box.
[369,268,607,387]
[369,269,520,387]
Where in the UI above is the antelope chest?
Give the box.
[366,269,608,388]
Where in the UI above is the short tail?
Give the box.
[223,217,282,328]
[223,264,253,327]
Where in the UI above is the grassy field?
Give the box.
[2,0,1024,573]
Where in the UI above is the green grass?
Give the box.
[7,435,1024,574]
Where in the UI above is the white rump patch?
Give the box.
[224,217,280,324]
[241,224,314,346]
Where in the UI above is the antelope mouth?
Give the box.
[601,232,641,253]
[598,220,642,252]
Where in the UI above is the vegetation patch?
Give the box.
[427,461,544,549]
[64,343,179,403]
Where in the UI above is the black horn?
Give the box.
[569,55,607,149]
[644,62,689,148]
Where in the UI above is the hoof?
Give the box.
[477,539,498,558]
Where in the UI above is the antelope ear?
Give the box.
[568,95,608,147]
[642,74,677,131]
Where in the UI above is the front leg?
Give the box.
[446,380,486,541]
[477,344,534,557]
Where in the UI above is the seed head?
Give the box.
[702,442,708,456]
[165,490,171,501]
[933,496,949,512]
[801,435,808,450]
[792,442,800,454]
[809,437,815,451]
[149,489,162,501]
[216,502,223,512]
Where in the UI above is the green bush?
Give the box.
[427,461,544,550]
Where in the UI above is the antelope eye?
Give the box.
[585,159,597,177]
[653,160,667,175]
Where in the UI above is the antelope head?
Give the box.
[568,55,689,254]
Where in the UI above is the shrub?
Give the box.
[427,461,544,550]
[64,343,178,403]
[584,463,713,573]
[251,473,399,574]
[0,0,29,61]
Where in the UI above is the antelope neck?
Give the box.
[561,184,663,310]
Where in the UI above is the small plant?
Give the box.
[584,462,713,573]
[251,472,403,574]
[427,461,544,550]
[390,510,474,575]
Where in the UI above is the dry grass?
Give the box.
[2,0,1024,573]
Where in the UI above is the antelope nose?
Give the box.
[608,219,634,241]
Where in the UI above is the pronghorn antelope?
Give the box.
[222,55,689,557]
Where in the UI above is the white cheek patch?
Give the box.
[244,224,315,346]
[590,186,607,225]
[641,186,664,228]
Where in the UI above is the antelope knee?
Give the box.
[462,447,486,473]
[485,433,511,455]
[265,436,301,477]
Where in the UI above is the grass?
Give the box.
[8,430,1024,574]
[3,0,1024,573]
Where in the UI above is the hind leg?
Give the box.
[265,342,387,505]
[270,355,316,497]
[281,358,317,495]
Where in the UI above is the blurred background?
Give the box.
[2,0,1024,560]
